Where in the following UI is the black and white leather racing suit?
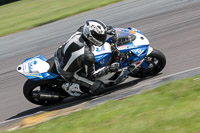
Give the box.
[54,27,111,94]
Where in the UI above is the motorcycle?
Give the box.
[17,27,166,105]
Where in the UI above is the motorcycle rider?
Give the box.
[54,20,119,96]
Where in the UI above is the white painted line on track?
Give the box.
[152,66,200,82]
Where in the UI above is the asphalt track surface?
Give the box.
[0,0,200,124]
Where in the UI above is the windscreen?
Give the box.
[114,29,136,46]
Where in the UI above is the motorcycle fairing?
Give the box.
[93,42,112,69]
[17,55,59,80]
[95,53,111,69]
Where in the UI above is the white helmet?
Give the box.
[83,20,107,47]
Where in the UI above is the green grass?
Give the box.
[0,0,122,37]
[5,75,200,133]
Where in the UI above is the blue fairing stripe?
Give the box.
[131,46,148,57]
[25,72,59,81]
[95,53,110,62]
[119,45,149,53]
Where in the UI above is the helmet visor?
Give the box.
[91,31,107,43]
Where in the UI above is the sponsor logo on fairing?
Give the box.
[96,45,105,52]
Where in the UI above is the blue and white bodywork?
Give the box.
[93,42,112,69]
[93,27,153,84]
[17,27,153,84]
[17,55,59,80]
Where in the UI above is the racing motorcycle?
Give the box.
[17,27,166,105]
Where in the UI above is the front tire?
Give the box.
[129,49,166,78]
[23,79,65,106]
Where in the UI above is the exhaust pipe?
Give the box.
[32,91,64,100]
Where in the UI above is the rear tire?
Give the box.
[23,79,65,106]
[129,49,166,78]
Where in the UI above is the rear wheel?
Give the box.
[129,49,166,78]
[23,79,66,106]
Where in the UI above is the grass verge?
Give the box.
[5,75,200,133]
[0,0,122,37]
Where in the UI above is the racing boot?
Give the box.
[89,80,105,95]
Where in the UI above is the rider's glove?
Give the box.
[107,26,113,30]
[109,62,120,72]
[107,26,115,35]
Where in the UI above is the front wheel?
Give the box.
[129,49,166,78]
[23,79,66,106]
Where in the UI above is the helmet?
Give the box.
[83,20,107,47]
